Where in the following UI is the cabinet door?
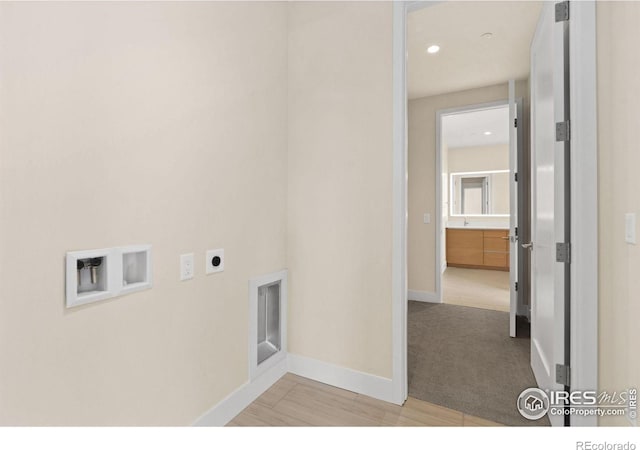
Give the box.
[446,229,483,266]
[483,252,508,268]
[483,230,509,269]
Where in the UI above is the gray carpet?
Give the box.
[408,301,550,426]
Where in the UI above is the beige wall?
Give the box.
[448,144,510,216]
[287,1,393,378]
[448,144,509,173]
[408,83,516,293]
[0,2,288,425]
[596,1,640,426]
[5,0,632,429]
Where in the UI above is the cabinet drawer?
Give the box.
[448,248,484,265]
[447,229,484,247]
[483,230,509,238]
[483,252,508,268]
[483,236,509,252]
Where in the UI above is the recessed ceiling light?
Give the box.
[481,32,493,39]
[484,131,492,136]
[426,45,440,54]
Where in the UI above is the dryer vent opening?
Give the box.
[249,269,287,380]
[257,281,281,365]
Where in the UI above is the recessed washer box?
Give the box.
[66,245,152,308]
[66,248,114,308]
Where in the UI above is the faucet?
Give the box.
[463,217,469,227]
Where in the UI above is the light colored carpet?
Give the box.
[443,267,510,312]
[408,302,549,426]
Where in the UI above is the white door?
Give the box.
[508,80,518,338]
[530,1,569,427]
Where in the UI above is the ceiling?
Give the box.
[408,1,543,99]
[442,105,509,149]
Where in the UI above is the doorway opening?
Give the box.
[394,0,598,427]
[439,103,514,314]
[404,0,543,426]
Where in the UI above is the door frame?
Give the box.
[434,99,519,308]
[391,0,598,426]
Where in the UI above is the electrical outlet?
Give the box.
[424,213,431,224]
[206,249,224,274]
[625,213,636,244]
[180,253,194,281]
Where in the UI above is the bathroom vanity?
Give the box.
[446,227,510,271]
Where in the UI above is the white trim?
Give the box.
[408,290,440,303]
[194,351,397,426]
[288,354,394,404]
[192,356,288,427]
[568,0,598,427]
[391,1,408,406]
[509,79,517,338]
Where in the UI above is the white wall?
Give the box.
[448,144,510,216]
[0,2,288,425]
[596,1,640,426]
[287,1,394,378]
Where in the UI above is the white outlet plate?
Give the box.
[206,248,224,274]
[625,213,636,244]
[180,253,195,281]
[424,213,431,224]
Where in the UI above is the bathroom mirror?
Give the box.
[450,170,509,217]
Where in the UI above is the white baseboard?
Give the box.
[193,352,399,425]
[193,356,288,426]
[287,353,395,404]
[441,261,447,274]
[407,289,440,303]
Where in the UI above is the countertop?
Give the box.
[446,223,509,230]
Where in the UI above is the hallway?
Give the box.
[408,301,548,426]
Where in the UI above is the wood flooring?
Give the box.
[227,373,503,427]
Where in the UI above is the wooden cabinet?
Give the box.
[446,228,510,271]
[446,229,484,266]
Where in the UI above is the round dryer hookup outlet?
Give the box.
[206,249,224,274]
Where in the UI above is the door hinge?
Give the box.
[515,282,519,292]
[555,1,569,22]
[556,120,571,142]
[514,172,518,182]
[514,118,518,128]
[515,227,518,237]
[556,242,571,263]
[556,364,571,386]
